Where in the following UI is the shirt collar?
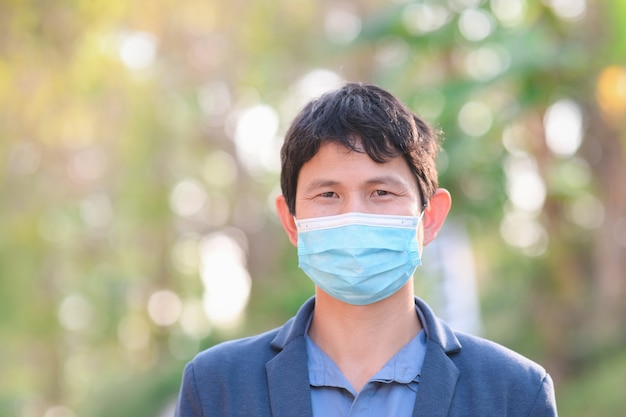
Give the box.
[304,306,427,389]
[370,329,426,384]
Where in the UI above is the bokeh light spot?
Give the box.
[545,0,587,21]
[502,122,532,155]
[402,3,450,34]
[596,65,626,126]
[119,31,157,70]
[170,178,209,217]
[233,105,280,174]
[79,193,113,230]
[292,69,344,109]
[491,0,527,27]
[147,290,183,327]
[458,101,493,136]
[465,44,510,80]
[58,294,94,332]
[281,70,343,125]
[500,211,548,256]
[565,194,605,229]
[458,8,494,42]
[324,4,361,44]
[375,37,409,69]
[199,231,251,328]
[544,99,583,157]
[505,154,546,213]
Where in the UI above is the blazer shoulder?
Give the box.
[447,331,557,415]
[453,331,548,380]
[190,327,281,371]
[176,328,286,416]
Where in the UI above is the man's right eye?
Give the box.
[319,192,336,198]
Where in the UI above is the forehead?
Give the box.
[297,142,418,189]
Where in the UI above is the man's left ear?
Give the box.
[422,188,451,246]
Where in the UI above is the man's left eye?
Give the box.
[374,190,390,196]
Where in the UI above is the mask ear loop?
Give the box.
[416,189,427,223]
[417,208,426,223]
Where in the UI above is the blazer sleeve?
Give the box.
[528,373,558,417]
[175,362,204,417]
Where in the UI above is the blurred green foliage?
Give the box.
[1,1,625,416]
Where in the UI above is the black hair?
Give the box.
[280,82,441,215]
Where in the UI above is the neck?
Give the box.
[308,283,421,392]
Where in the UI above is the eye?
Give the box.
[319,191,337,198]
[373,190,391,197]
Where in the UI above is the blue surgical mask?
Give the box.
[295,212,423,306]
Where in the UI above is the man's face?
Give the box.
[294,141,422,220]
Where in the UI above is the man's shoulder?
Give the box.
[418,297,547,380]
[451,330,548,384]
[184,298,313,382]
[190,326,281,369]
[443,331,557,415]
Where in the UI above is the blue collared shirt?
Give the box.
[304,313,427,417]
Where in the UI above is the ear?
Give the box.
[422,188,451,246]
[275,194,298,246]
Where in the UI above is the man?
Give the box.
[174,83,558,416]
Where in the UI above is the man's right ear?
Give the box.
[275,195,298,246]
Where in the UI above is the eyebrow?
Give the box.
[302,176,410,192]
[301,179,340,193]
[365,175,410,188]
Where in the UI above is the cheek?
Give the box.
[416,225,425,250]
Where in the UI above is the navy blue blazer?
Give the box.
[175,297,557,416]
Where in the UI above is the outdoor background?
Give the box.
[1,0,625,416]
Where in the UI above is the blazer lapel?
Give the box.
[265,298,315,417]
[412,340,460,417]
[412,297,461,417]
[266,337,313,417]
